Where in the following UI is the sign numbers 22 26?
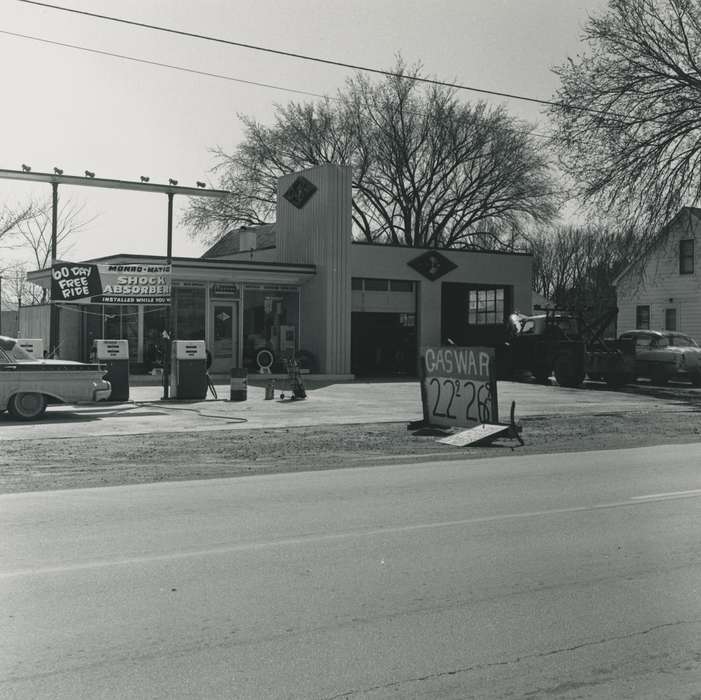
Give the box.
[428,377,493,425]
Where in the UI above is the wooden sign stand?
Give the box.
[435,401,524,447]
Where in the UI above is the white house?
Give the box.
[615,207,701,339]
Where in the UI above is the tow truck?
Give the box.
[503,307,635,388]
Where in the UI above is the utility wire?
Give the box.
[0,29,329,101]
[0,29,557,141]
[15,0,604,115]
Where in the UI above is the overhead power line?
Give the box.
[0,29,556,141]
[0,30,329,100]
[16,0,595,114]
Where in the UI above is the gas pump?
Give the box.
[17,338,44,359]
[170,340,207,400]
[93,339,130,401]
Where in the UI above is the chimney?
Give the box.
[239,228,257,251]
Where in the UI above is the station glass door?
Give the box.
[211,302,239,373]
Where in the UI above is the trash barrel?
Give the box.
[230,368,248,401]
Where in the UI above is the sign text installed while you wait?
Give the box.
[420,346,498,428]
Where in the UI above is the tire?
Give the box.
[533,369,551,385]
[554,355,585,388]
[8,392,48,421]
[605,373,630,388]
[255,348,275,372]
[650,370,669,386]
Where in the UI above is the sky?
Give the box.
[0,0,609,268]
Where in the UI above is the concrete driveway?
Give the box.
[0,379,695,441]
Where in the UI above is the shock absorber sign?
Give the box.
[420,346,498,428]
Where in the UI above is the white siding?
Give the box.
[616,209,701,340]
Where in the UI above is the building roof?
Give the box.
[613,206,701,285]
[202,224,276,258]
[201,222,533,259]
[26,252,316,289]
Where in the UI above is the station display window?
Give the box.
[103,305,139,362]
[173,286,205,341]
[242,287,300,371]
[142,306,169,372]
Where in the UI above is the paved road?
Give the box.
[0,380,691,440]
[2,444,701,699]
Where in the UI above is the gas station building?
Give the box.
[24,164,533,377]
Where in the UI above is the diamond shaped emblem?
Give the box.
[407,250,457,281]
[283,176,317,209]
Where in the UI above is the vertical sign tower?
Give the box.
[276,164,352,375]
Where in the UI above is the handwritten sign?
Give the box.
[51,264,102,302]
[420,346,498,429]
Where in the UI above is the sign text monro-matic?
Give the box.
[420,346,498,428]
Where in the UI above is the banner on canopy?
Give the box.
[50,262,171,304]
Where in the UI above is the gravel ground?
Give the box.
[2,396,701,493]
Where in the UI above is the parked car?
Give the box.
[618,330,701,386]
[0,335,112,420]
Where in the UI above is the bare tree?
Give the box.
[1,261,43,307]
[0,202,36,248]
[0,197,93,305]
[549,0,701,238]
[186,59,558,249]
[11,197,92,269]
[530,224,640,320]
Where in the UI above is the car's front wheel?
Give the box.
[554,355,585,388]
[8,392,48,421]
[650,369,669,386]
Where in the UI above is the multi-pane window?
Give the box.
[363,278,389,291]
[390,280,414,292]
[468,287,505,325]
[351,278,415,292]
[680,239,694,274]
[636,305,650,329]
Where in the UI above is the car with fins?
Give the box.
[618,330,701,386]
[0,335,112,420]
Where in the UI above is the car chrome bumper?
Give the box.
[93,381,112,402]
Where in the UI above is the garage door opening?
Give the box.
[351,312,417,377]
